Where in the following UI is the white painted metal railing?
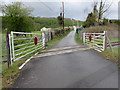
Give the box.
[9,31,45,63]
[83,31,106,52]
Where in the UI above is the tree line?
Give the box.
[83,0,119,28]
[1,2,79,33]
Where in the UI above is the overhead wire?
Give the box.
[39,0,59,14]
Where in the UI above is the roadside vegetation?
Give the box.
[31,17,83,31]
[101,47,119,63]
[2,2,34,33]
[75,33,83,43]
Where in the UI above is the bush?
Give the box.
[103,18,109,25]
[2,2,34,32]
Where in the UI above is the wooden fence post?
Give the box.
[106,32,112,52]
[6,31,12,67]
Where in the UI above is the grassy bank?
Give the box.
[101,47,119,63]
[75,33,83,43]
[2,29,72,88]
[2,49,43,88]
[32,17,83,30]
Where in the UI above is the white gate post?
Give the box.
[93,34,95,47]
[73,26,76,31]
[83,33,85,43]
[41,32,45,47]
[11,31,15,61]
[9,34,12,65]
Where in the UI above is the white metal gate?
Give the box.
[9,31,45,64]
[83,31,106,52]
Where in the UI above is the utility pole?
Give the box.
[72,19,74,26]
[77,21,79,27]
[60,7,62,16]
[62,2,64,30]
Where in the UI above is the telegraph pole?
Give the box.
[77,21,79,27]
[62,2,64,30]
[72,19,74,26]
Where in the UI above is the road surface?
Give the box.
[12,31,118,88]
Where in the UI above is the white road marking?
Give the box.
[19,52,39,70]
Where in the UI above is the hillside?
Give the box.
[2,16,84,31]
[32,17,83,31]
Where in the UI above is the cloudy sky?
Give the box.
[1,0,119,21]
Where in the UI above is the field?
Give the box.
[32,17,84,31]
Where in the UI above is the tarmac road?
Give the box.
[12,31,118,88]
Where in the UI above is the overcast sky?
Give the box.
[1,0,119,21]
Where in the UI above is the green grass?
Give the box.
[1,34,8,62]
[33,17,84,30]
[101,47,119,63]
[75,33,83,43]
[110,38,120,42]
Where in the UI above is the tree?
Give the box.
[83,12,96,27]
[93,2,99,24]
[103,18,109,25]
[98,0,112,22]
[2,2,34,32]
[57,16,63,27]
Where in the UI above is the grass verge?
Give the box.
[75,33,83,43]
[2,49,42,88]
[2,30,71,88]
[101,47,119,64]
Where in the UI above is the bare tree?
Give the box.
[93,2,99,23]
[98,0,113,21]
